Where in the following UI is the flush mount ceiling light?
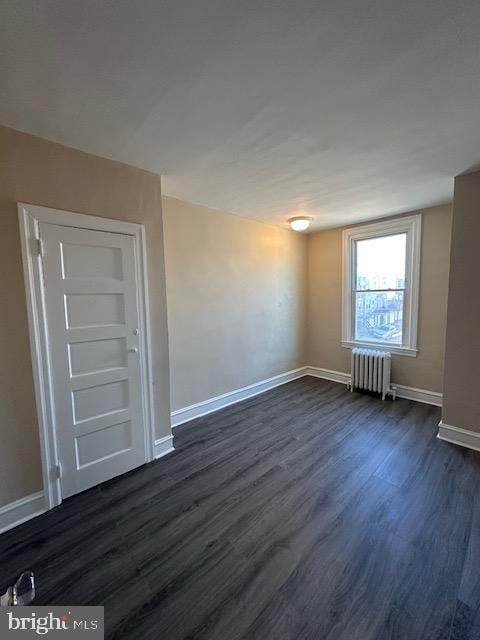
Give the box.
[288,216,313,232]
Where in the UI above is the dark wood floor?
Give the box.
[1,377,480,639]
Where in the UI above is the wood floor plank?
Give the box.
[239,593,315,640]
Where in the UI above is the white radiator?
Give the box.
[348,348,395,400]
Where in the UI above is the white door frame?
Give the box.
[18,203,156,510]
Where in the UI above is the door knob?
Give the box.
[128,347,138,354]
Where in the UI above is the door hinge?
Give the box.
[36,237,45,257]
[54,463,62,480]
[36,235,46,288]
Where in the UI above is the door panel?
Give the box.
[61,242,123,280]
[75,421,132,468]
[72,379,130,423]
[68,337,127,376]
[40,223,146,498]
[65,292,126,327]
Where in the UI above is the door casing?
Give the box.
[18,203,156,510]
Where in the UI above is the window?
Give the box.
[342,215,421,357]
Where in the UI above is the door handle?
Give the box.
[128,347,138,354]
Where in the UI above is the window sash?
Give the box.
[354,232,407,293]
[353,289,406,344]
[353,288,405,293]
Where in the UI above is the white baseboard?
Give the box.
[304,366,350,385]
[0,491,45,536]
[171,367,306,427]
[154,434,175,459]
[303,366,442,406]
[437,421,480,453]
[394,384,442,406]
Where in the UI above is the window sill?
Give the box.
[341,340,418,358]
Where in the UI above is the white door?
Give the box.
[39,222,147,498]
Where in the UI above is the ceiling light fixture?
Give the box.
[288,216,313,232]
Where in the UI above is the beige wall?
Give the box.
[306,204,452,392]
[163,196,307,411]
[0,126,171,506]
[442,172,480,432]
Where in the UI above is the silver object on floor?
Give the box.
[0,571,35,606]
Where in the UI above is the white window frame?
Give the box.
[342,214,422,357]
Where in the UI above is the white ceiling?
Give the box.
[1,1,480,231]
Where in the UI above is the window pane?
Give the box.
[356,233,406,290]
[355,290,403,344]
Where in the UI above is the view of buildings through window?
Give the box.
[354,233,406,345]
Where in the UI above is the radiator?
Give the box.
[348,348,395,400]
